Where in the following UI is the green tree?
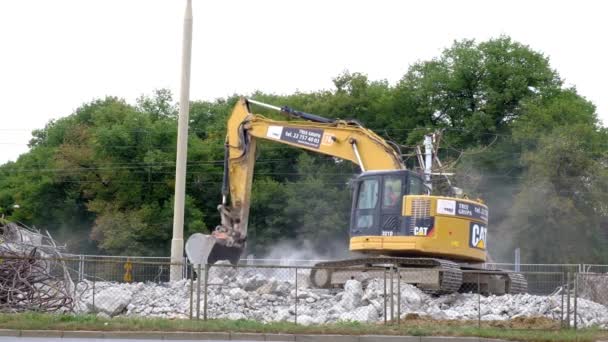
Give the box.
[503,125,608,263]
[395,36,560,146]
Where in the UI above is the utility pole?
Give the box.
[423,134,433,191]
[170,0,193,281]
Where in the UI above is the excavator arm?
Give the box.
[205,98,404,264]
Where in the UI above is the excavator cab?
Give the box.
[349,169,489,263]
[350,170,428,238]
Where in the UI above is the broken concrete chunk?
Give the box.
[93,287,132,316]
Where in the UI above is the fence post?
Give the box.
[92,278,96,313]
[203,263,209,320]
[390,266,394,323]
[566,272,571,328]
[477,273,481,329]
[383,268,387,325]
[72,257,78,299]
[78,255,84,282]
[189,265,193,320]
[573,273,578,330]
[560,272,564,329]
[196,263,202,320]
[294,266,298,325]
[396,267,401,325]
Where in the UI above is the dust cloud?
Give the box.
[258,238,351,264]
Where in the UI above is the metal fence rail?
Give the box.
[581,264,608,273]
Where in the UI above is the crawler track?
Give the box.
[311,257,462,294]
[507,272,528,294]
[310,257,527,295]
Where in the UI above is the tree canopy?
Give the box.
[1,36,606,263]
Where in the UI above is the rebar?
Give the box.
[0,247,73,312]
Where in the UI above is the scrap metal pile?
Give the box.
[0,220,74,312]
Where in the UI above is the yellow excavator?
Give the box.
[199,98,526,294]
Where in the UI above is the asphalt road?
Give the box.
[0,338,157,342]
[0,338,265,342]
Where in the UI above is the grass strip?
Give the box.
[0,313,605,342]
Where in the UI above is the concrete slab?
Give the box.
[164,331,231,340]
[265,333,296,341]
[295,334,359,342]
[231,332,266,340]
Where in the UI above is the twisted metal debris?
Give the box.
[0,220,74,312]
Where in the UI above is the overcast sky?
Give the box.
[0,0,606,164]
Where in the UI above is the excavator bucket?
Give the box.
[206,243,243,265]
[185,233,243,266]
[185,233,216,265]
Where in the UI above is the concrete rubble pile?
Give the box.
[74,263,608,328]
[578,273,608,307]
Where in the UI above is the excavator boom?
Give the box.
[205,98,404,264]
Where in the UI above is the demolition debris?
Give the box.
[0,220,74,312]
[73,264,608,328]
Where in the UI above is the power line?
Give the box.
[0,159,319,173]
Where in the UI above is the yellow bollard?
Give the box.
[123,259,133,283]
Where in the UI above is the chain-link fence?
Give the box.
[576,272,608,329]
[1,255,608,330]
[457,271,569,330]
[70,257,191,319]
[483,263,581,273]
[63,254,186,283]
[482,264,580,296]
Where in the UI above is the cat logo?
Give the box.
[469,223,487,250]
[413,226,433,236]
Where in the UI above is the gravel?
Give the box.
[73,265,608,328]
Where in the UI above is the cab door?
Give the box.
[350,177,380,236]
[379,175,404,236]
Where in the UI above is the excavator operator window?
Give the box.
[383,176,403,209]
[355,178,379,230]
[408,175,426,195]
